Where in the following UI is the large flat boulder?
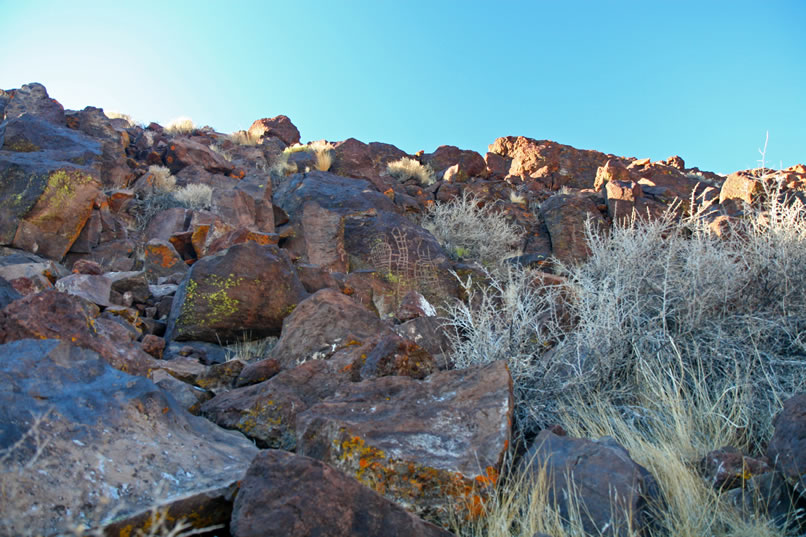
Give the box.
[165,241,308,344]
[296,360,514,525]
[230,449,454,537]
[0,339,258,536]
[2,82,65,124]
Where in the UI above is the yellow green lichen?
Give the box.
[180,274,244,327]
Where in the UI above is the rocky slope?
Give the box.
[1,82,805,536]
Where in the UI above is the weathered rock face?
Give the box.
[68,106,133,189]
[522,430,660,537]
[0,276,21,308]
[540,192,605,265]
[203,359,351,450]
[0,338,258,536]
[357,331,437,381]
[2,82,65,124]
[699,446,771,490]
[230,449,455,537]
[246,287,387,372]
[165,241,308,344]
[296,361,514,525]
[248,115,301,147]
[488,136,632,189]
[54,272,112,306]
[143,238,188,282]
[1,290,158,376]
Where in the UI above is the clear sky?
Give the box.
[1,1,803,174]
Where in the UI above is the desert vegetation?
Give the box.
[446,176,806,537]
[387,156,436,185]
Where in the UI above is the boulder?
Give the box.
[0,338,257,536]
[242,287,386,373]
[68,106,133,188]
[54,273,112,306]
[0,276,21,308]
[248,115,301,147]
[2,82,65,124]
[488,136,631,189]
[422,145,487,180]
[143,238,188,282]
[296,361,514,525]
[329,138,407,184]
[540,192,605,265]
[356,331,437,381]
[203,359,351,450]
[163,137,234,175]
[699,446,771,490]
[522,430,660,537]
[1,290,158,376]
[165,242,308,344]
[767,393,806,489]
[0,249,64,294]
[230,449,454,537]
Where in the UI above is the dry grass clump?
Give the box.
[103,111,134,126]
[387,156,436,186]
[422,192,524,270]
[172,184,213,211]
[164,117,195,135]
[225,335,278,362]
[149,165,176,192]
[282,140,334,172]
[229,130,261,146]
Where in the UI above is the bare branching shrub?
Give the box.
[422,192,523,270]
[386,157,436,186]
[164,117,195,135]
[172,184,213,211]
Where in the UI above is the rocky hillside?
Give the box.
[1,82,806,537]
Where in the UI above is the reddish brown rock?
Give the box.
[767,393,806,489]
[0,290,158,376]
[248,115,301,147]
[540,192,605,265]
[355,331,436,381]
[594,159,633,191]
[700,446,771,490]
[719,170,766,209]
[396,290,437,321]
[144,239,188,282]
[203,359,352,450]
[163,138,234,175]
[69,106,133,189]
[522,430,660,537]
[422,145,487,180]
[605,179,644,223]
[489,136,631,190]
[296,361,514,526]
[71,258,104,275]
[141,334,166,359]
[329,138,407,185]
[301,200,349,272]
[165,242,308,344]
[203,226,279,258]
[242,288,386,374]
[230,449,454,537]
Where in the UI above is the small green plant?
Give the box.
[386,157,436,186]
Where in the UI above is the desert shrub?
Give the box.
[446,175,806,448]
[229,130,260,146]
[209,143,232,162]
[281,140,333,172]
[164,117,195,135]
[422,192,523,270]
[386,157,436,186]
[172,184,213,211]
[225,335,278,362]
[148,165,176,193]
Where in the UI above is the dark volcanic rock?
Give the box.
[540,192,605,265]
[2,82,65,124]
[0,338,257,536]
[296,361,514,525]
[248,115,301,147]
[165,241,308,344]
[1,290,158,376]
[768,393,806,489]
[522,430,660,537]
[230,449,454,537]
[242,287,387,373]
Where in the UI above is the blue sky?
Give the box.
[1,1,803,173]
